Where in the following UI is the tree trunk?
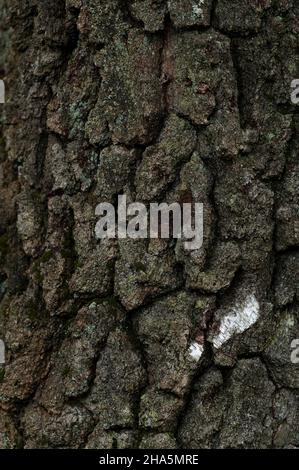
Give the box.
[0,0,298,449]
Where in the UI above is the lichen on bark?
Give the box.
[0,0,298,449]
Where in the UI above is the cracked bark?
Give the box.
[0,0,298,449]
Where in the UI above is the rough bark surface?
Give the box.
[0,0,298,449]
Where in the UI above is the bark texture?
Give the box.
[0,0,299,449]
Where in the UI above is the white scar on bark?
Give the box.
[212,295,260,349]
[189,341,204,361]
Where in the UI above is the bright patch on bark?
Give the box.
[212,295,260,349]
[189,341,204,361]
[193,1,205,17]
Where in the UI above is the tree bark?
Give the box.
[0,0,298,449]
